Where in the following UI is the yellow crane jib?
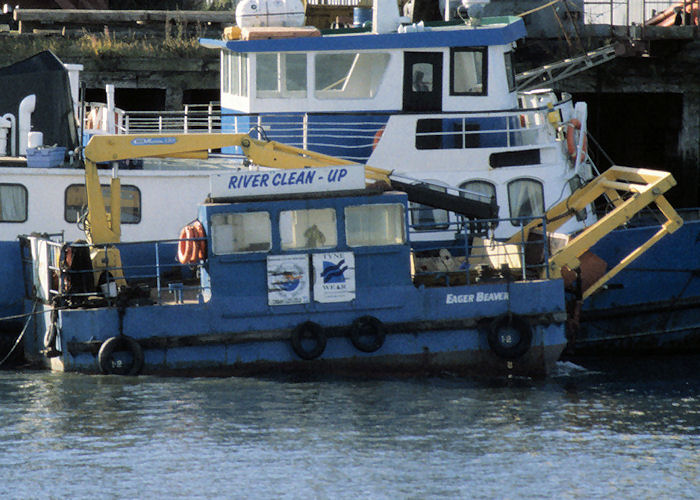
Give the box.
[506,165,683,299]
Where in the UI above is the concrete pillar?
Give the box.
[678,92,700,205]
[164,87,183,110]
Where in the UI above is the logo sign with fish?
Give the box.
[312,252,355,303]
[267,254,310,305]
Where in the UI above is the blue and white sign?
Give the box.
[267,254,310,305]
[312,252,355,303]
[210,165,365,199]
[130,137,177,146]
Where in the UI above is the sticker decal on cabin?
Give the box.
[267,254,310,305]
[312,252,355,303]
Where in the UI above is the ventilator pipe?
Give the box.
[372,0,401,33]
[0,113,15,157]
[105,84,115,133]
[18,94,36,156]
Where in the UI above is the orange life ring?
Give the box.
[177,221,207,264]
[190,220,207,261]
[372,127,384,150]
[566,118,588,164]
[177,225,194,264]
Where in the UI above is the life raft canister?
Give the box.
[177,220,207,264]
[566,118,588,165]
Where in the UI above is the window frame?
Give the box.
[64,183,142,225]
[507,178,544,227]
[344,203,406,248]
[449,47,488,96]
[0,183,28,223]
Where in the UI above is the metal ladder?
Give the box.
[515,44,618,91]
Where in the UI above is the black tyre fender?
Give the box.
[349,315,386,353]
[98,335,144,375]
[290,321,327,360]
[487,313,533,360]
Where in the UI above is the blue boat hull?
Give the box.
[572,218,700,355]
[24,280,567,378]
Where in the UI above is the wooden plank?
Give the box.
[13,9,236,24]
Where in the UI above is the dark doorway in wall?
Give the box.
[83,88,166,111]
[183,89,219,105]
[576,92,691,206]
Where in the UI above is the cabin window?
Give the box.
[504,51,516,92]
[411,63,434,92]
[508,179,544,226]
[460,180,498,229]
[450,47,486,95]
[64,184,141,224]
[210,212,271,254]
[222,52,248,97]
[314,52,389,99]
[280,208,337,250]
[345,204,406,247]
[0,184,27,222]
[409,183,449,231]
[256,53,307,98]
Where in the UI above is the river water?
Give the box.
[1,356,698,499]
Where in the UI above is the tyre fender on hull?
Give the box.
[487,313,533,360]
[98,335,144,375]
[290,321,327,360]
[349,315,386,353]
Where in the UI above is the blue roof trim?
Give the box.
[200,19,526,53]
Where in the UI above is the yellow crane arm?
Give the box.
[82,132,393,246]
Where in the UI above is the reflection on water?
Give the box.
[1,356,698,499]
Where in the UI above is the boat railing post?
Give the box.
[542,215,550,279]
[208,103,213,133]
[158,115,163,133]
[124,114,130,134]
[184,105,189,134]
[155,241,161,300]
[303,113,308,150]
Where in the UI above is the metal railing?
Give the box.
[584,0,698,26]
[83,97,571,163]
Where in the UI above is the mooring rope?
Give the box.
[0,301,38,367]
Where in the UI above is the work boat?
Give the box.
[18,132,681,377]
[21,162,570,378]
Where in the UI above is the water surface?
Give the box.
[1,356,698,499]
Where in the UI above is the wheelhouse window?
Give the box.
[222,51,248,97]
[459,180,498,229]
[504,51,516,92]
[256,53,307,98]
[314,52,389,99]
[210,212,272,254]
[409,183,449,231]
[508,179,544,226]
[0,184,27,222]
[345,204,406,247]
[280,208,337,250]
[410,62,433,92]
[450,47,487,95]
[65,184,141,224]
